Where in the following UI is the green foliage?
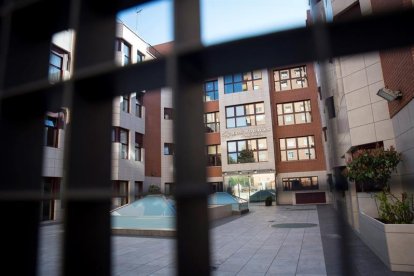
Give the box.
[147,184,161,194]
[238,149,255,163]
[228,176,249,187]
[345,146,401,191]
[374,191,413,224]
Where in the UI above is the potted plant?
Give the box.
[265,196,272,206]
[345,146,414,272]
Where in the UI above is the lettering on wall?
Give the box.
[221,126,272,138]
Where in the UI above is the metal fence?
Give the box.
[1,0,414,275]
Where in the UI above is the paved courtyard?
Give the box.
[38,204,326,275]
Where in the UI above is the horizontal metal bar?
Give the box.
[116,0,156,12]
[194,7,414,79]
[2,8,414,102]
[0,189,113,201]
[1,0,155,17]
[1,58,167,109]
[0,0,69,38]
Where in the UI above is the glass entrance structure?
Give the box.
[223,173,275,202]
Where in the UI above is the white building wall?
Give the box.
[115,23,156,65]
[111,22,154,200]
[219,69,276,174]
[392,100,414,196]
[160,87,174,192]
[338,52,395,149]
[52,30,75,81]
[313,0,405,229]
[331,0,358,16]
[43,30,76,181]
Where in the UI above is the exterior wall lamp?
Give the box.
[377,87,402,102]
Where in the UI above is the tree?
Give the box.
[238,149,255,163]
[345,146,401,191]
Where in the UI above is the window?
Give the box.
[49,51,63,83]
[41,177,61,221]
[326,96,336,118]
[116,39,131,66]
[282,177,319,191]
[44,116,59,148]
[135,181,143,199]
[204,80,218,101]
[208,182,223,194]
[227,138,268,164]
[135,133,143,161]
[134,92,143,118]
[112,127,129,159]
[49,46,68,83]
[207,145,221,166]
[280,136,315,161]
[164,143,174,155]
[120,94,130,113]
[165,183,176,196]
[277,100,312,126]
[205,112,220,133]
[112,181,128,208]
[164,108,174,120]
[137,50,145,63]
[226,102,265,128]
[274,66,308,91]
[224,71,262,94]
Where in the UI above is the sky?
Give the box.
[117,0,309,46]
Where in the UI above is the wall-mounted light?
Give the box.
[238,171,242,175]
[253,170,257,174]
[377,88,402,102]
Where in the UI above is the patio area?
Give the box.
[37,204,409,275]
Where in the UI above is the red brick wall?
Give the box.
[144,89,162,177]
[270,63,326,173]
[206,167,222,178]
[205,100,221,177]
[371,0,414,117]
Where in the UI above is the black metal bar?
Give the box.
[2,7,414,104]
[0,98,45,276]
[172,0,211,275]
[0,1,55,274]
[194,7,414,79]
[0,1,413,275]
[62,1,115,275]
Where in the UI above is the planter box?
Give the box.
[359,212,414,272]
[208,204,232,220]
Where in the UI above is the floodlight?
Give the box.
[377,88,402,102]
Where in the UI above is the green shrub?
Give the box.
[374,191,413,224]
[345,146,401,191]
[147,184,161,194]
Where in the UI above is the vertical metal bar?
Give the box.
[0,4,50,275]
[171,0,211,275]
[62,1,115,275]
